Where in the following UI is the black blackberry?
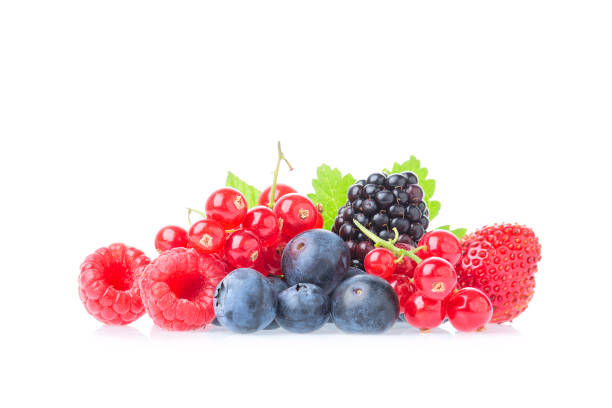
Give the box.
[333,172,429,266]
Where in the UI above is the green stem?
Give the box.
[268,141,294,208]
[353,219,425,264]
[187,207,206,226]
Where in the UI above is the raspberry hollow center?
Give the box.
[104,262,133,291]
[167,272,206,301]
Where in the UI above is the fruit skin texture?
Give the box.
[403,293,446,330]
[282,229,349,295]
[388,274,417,315]
[418,230,462,266]
[224,230,263,269]
[413,257,457,300]
[188,219,225,254]
[140,247,227,331]
[447,288,493,332]
[273,193,318,239]
[79,243,151,325]
[213,268,277,333]
[457,223,541,323]
[263,276,289,330]
[242,206,281,247]
[276,283,330,333]
[155,226,188,253]
[258,183,297,207]
[364,248,396,279]
[394,243,418,277]
[262,237,289,276]
[205,187,248,229]
[331,274,399,334]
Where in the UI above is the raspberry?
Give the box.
[457,223,541,323]
[140,248,228,330]
[333,172,429,266]
[78,243,150,325]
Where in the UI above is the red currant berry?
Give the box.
[364,248,396,279]
[447,288,493,332]
[262,237,289,276]
[205,187,247,229]
[273,193,317,239]
[258,183,297,207]
[395,243,418,278]
[188,219,225,254]
[224,230,262,269]
[242,206,280,247]
[314,210,324,229]
[418,230,462,266]
[403,292,446,330]
[388,274,417,314]
[413,257,457,300]
[155,225,188,253]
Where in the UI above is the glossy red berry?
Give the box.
[418,230,462,266]
[364,248,396,279]
[314,211,324,229]
[262,237,289,276]
[258,183,297,207]
[188,219,225,254]
[413,257,457,300]
[388,274,417,314]
[224,230,262,269]
[242,206,280,247]
[403,292,446,330]
[273,193,317,239]
[205,187,247,229]
[395,243,418,278]
[155,225,188,253]
[447,288,493,332]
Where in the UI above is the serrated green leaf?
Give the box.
[308,164,356,230]
[436,225,467,239]
[225,171,261,209]
[383,156,440,221]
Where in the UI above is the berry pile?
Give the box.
[78,145,542,334]
[332,172,429,269]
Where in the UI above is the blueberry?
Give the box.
[211,317,222,326]
[263,276,289,330]
[276,283,330,333]
[282,229,349,294]
[331,274,399,334]
[214,268,277,333]
[344,266,366,280]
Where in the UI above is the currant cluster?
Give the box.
[332,171,429,269]
[360,227,493,332]
[155,185,322,277]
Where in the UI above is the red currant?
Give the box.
[258,183,297,207]
[413,257,457,300]
[273,193,317,239]
[205,187,247,229]
[188,219,225,254]
[403,292,446,330]
[388,274,417,314]
[446,288,493,332]
[155,225,188,253]
[224,230,262,269]
[262,237,288,276]
[314,210,324,229]
[395,242,418,278]
[364,248,396,279]
[418,230,462,266]
[242,206,280,247]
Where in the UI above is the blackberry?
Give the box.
[333,172,429,266]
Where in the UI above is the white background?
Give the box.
[1,1,611,407]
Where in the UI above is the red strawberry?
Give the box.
[457,223,541,323]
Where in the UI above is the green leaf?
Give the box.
[225,171,261,209]
[437,225,468,239]
[383,156,440,221]
[308,164,356,230]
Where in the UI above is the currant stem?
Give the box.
[187,207,206,226]
[353,219,424,263]
[268,141,294,209]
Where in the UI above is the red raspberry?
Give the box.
[140,248,228,330]
[78,243,150,325]
[457,223,541,323]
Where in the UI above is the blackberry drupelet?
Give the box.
[332,171,429,266]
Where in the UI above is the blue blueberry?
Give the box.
[214,268,277,333]
[331,274,399,334]
[263,276,289,330]
[344,266,366,280]
[276,283,329,333]
[282,229,349,294]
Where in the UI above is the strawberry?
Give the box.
[457,223,541,323]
